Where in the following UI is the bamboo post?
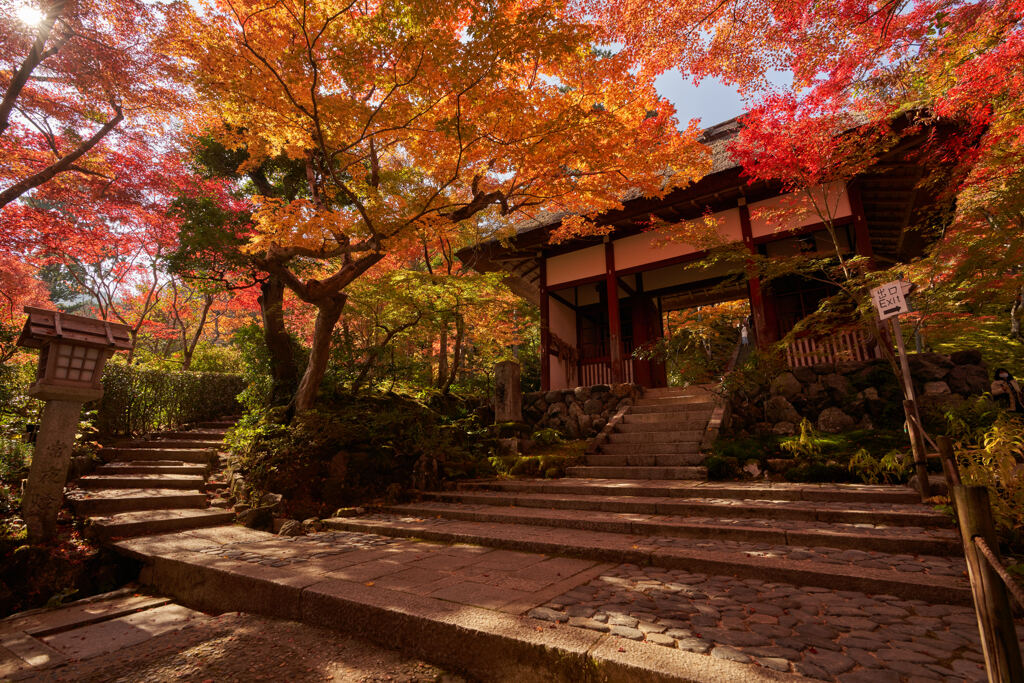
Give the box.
[952,485,1024,682]
[891,314,930,500]
[936,435,963,492]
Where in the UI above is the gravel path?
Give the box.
[528,564,995,682]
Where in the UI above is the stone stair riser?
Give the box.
[584,453,705,467]
[613,420,707,433]
[149,431,227,441]
[566,465,707,479]
[95,464,209,475]
[323,517,970,605]
[420,491,949,527]
[114,440,223,450]
[606,431,704,444]
[386,504,959,555]
[459,480,922,505]
[626,404,715,416]
[90,510,235,541]
[635,396,715,407]
[70,492,209,515]
[78,476,205,491]
[99,448,216,464]
[597,443,702,456]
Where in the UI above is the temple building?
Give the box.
[459,117,952,391]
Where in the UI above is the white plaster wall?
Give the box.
[547,244,604,286]
[613,208,742,271]
[548,298,577,390]
[748,182,851,239]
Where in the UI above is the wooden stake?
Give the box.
[892,315,930,500]
[952,485,1024,682]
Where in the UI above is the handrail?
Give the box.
[975,536,1024,611]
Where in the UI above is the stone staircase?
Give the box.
[67,420,236,541]
[568,385,714,480]
[329,479,967,605]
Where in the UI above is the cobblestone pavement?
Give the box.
[528,564,996,682]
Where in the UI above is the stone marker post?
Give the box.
[494,360,523,423]
[16,307,132,543]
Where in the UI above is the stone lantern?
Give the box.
[16,307,132,542]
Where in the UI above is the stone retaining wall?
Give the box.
[730,350,990,436]
[522,383,642,439]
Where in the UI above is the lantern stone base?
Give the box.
[28,383,103,403]
[22,399,89,543]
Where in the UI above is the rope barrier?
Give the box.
[975,536,1024,611]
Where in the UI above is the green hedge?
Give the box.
[95,364,244,436]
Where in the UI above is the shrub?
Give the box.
[95,362,244,436]
[848,448,913,484]
[956,416,1024,544]
[228,393,498,517]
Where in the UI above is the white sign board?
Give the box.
[871,281,910,320]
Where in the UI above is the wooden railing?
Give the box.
[784,329,878,368]
[579,357,636,386]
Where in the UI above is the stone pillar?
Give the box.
[23,385,100,543]
[494,360,523,423]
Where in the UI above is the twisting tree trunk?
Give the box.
[293,295,346,412]
[436,323,449,389]
[259,275,300,404]
[1011,287,1023,340]
[442,312,465,394]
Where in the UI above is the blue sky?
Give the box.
[655,69,746,128]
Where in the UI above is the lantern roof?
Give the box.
[17,307,133,352]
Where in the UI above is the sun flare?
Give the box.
[16,3,45,27]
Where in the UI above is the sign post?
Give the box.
[871,281,930,500]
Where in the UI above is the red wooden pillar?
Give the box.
[740,202,776,346]
[605,240,624,383]
[847,182,874,265]
[539,256,551,391]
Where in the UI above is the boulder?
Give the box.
[583,398,604,414]
[924,381,951,395]
[302,517,323,532]
[546,402,566,417]
[817,407,855,434]
[803,382,828,406]
[278,519,303,537]
[861,387,880,401]
[812,363,834,375]
[545,390,563,403]
[772,421,797,436]
[792,366,817,384]
[239,506,273,530]
[574,386,591,401]
[950,349,983,366]
[770,372,803,400]
[765,396,801,424]
[753,422,775,435]
[766,458,792,473]
[259,492,283,509]
[821,373,854,399]
[946,364,989,396]
[907,352,953,382]
[612,383,634,398]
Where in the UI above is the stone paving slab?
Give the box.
[526,563,1010,682]
[325,514,971,604]
[114,527,800,682]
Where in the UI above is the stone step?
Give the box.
[566,465,707,479]
[95,462,209,476]
[606,430,704,444]
[77,474,206,490]
[98,447,216,464]
[419,490,951,527]
[635,395,716,407]
[149,430,227,441]
[323,514,971,605]
[614,419,707,433]
[87,508,234,541]
[640,386,710,398]
[67,488,209,515]
[596,442,702,456]
[196,420,236,429]
[383,502,961,555]
[585,453,706,467]
[459,478,923,505]
[627,404,715,416]
[116,439,224,450]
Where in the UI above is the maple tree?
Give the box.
[0,0,182,209]
[177,0,709,411]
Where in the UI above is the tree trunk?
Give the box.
[436,324,449,389]
[259,276,300,404]
[293,295,346,413]
[181,293,214,371]
[1011,287,1023,340]
[442,313,465,394]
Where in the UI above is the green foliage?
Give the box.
[489,440,586,479]
[228,393,498,517]
[95,361,244,436]
[703,454,739,480]
[956,416,1024,543]
[531,428,564,447]
[848,448,913,484]
[779,419,822,460]
[942,395,1005,442]
[188,342,244,373]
